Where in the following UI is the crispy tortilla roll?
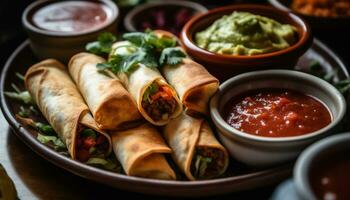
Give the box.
[25,59,112,162]
[164,113,229,180]
[68,52,141,130]
[154,30,219,116]
[111,124,176,180]
[111,41,182,126]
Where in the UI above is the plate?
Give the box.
[0,39,348,197]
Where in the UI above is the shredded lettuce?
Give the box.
[142,82,159,102]
[4,91,33,105]
[194,155,213,178]
[86,157,121,172]
[37,133,66,151]
[35,122,55,135]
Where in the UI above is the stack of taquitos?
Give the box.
[25,59,112,162]
[163,113,229,180]
[111,123,176,180]
[68,53,142,130]
[154,30,219,117]
[111,41,183,126]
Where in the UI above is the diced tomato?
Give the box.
[83,137,96,149]
[77,149,90,162]
[151,86,173,101]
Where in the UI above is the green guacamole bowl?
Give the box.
[181,4,313,82]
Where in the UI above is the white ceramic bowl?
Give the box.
[210,70,346,167]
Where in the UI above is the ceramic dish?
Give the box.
[294,133,350,200]
[0,37,347,196]
[22,0,119,63]
[269,0,350,31]
[181,4,312,81]
[210,69,346,167]
[124,0,207,35]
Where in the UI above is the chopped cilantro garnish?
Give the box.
[86,32,117,55]
[159,47,186,66]
[81,129,97,139]
[90,30,186,75]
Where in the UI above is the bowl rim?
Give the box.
[293,133,350,200]
[181,4,312,60]
[124,0,208,32]
[210,69,346,143]
[22,0,119,37]
[268,0,350,20]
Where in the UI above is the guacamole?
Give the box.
[195,11,297,56]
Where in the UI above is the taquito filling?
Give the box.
[76,126,109,162]
[190,147,226,179]
[142,82,177,121]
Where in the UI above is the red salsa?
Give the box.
[32,1,111,33]
[224,89,332,137]
[311,156,350,200]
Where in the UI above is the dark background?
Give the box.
[0,0,348,199]
[0,0,348,69]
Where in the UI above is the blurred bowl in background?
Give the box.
[22,0,119,63]
[124,0,207,36]
[269,0,350,32]
[294,133,350,200]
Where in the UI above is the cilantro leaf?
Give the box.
[81,129,97,139]
[123,31,176,50]
[122,32,145,46]
[35,122,55,135]
[86,32,117,55]
[159,47,186,66]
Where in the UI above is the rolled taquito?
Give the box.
[163,113,229,180]
[111,123,176,180]
[154,30,219,117]
[111,41,182,126]
[25,59,112,162]
[68,52,142,130]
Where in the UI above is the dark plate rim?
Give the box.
[0,38,346,196]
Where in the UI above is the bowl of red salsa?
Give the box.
[294,133,350,200]
[210,70,346,167]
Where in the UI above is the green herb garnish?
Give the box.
[18,106,30,118]
[86,157,121,172]
[194,155,213,178]
[143,82,159,102]
[86,32,117,55]
[81,129,97,139]
[4,90,33,105]
[37,133,66,151]
[123,31,177,50]
[308,60,350,94]
[99,44,158,74]
[89,30,186,75]
[35,122,55,135]
[159,47,186,66]
[15,72,25,81]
